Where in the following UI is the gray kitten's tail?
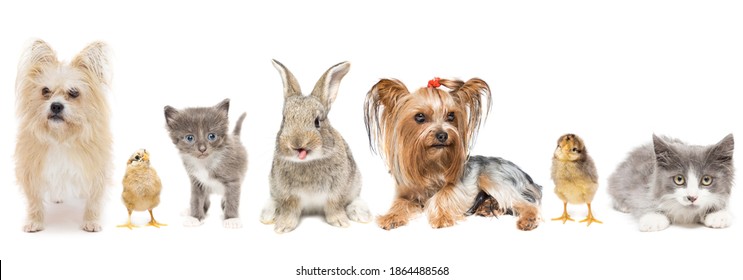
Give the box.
[233,112,247,136]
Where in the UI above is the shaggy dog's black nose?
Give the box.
[50,102,64,114]
[436,131,448,143]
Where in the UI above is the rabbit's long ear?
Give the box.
[311,61,350,110]
[272,59,302,99]
[71,41,111,86]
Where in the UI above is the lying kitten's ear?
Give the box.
[708,134,734,166]
[653,135,679,169]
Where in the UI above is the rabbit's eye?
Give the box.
[207,133,217,142]
[184,135,195,143]
[68,88,79,98]
[446,112,455,122]
[414,113,426,124]
[314,117,320,128]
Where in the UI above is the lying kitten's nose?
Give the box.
[50,102,64,114]
[686,195,698,203]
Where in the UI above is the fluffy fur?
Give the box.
[364,78,542,230]
[164,99,248,229]
[608,134,735,232]
[15,39,113,232]
[260,60,370,233]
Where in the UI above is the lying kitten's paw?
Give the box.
[704,210,733,229]
[639,213,670,232]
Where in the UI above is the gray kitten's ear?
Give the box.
[215,98,230,115]
[708,134,734,165]
[311,61,350,110]
[272,59,302,99]
[653,134,678,168]
[164,106,179,128]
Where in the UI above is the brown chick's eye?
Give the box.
[42,87,51,97]
[447,112,455,122]
[134,155,141,161]
[68,88,79,98]
[572,148,579,153]
[414,113,425,124]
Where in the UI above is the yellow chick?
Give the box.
[118,149,166,229]
[551,134,602,226]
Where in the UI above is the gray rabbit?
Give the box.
[260,60,371,233]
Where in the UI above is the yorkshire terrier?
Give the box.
[364,77,542,230]
[14,40,113,232]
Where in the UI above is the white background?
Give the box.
[1,0,741,279]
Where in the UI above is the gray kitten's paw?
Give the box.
[82,221,102,232]
[704,210,733,229]
[223,218,242,229]
[183,216,204,227]
[639,213,670,232]
[346,199,371,223]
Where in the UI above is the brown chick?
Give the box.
[118,149,166,229]
[551,134,602,226]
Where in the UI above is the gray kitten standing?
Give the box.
[608,134,734,232]
[164,99,248,229]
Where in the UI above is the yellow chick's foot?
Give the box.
[551,212,575,224]
[579,215,602,226]
[579,204,602,226]
[147,220,167,228]
[147,210,167,228]
[117,222,138,230]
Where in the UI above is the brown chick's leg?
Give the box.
[147,209,167,228]
[551,202,574,223]
[579,203,602,226]
[117,210,137,230]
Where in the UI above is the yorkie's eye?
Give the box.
[701,175,713,186]
[68,88,79,98]
[184,135,195,143]
[414,113,426,124]
[673,175,685,186]
[207,133,217,142]
[314,117,320,128]
[446,112,455,122]
[42,87,51,97]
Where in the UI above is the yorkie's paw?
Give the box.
[704,210,733,229]
[377,213,409,230]
[429,214,457,229]
[81,221,102,232]
[517,215,539,231]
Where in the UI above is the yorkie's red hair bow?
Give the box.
[427,77,441,88]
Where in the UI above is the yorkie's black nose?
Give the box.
[50,102,64,114]
[436,131,448,143]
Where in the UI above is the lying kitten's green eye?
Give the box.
[673,175,685,185]
[701,175,713,186]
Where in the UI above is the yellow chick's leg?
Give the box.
[551,202,574,224]
[117,209,138,230]
[147,209,167,228]
[579,203,602,226]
